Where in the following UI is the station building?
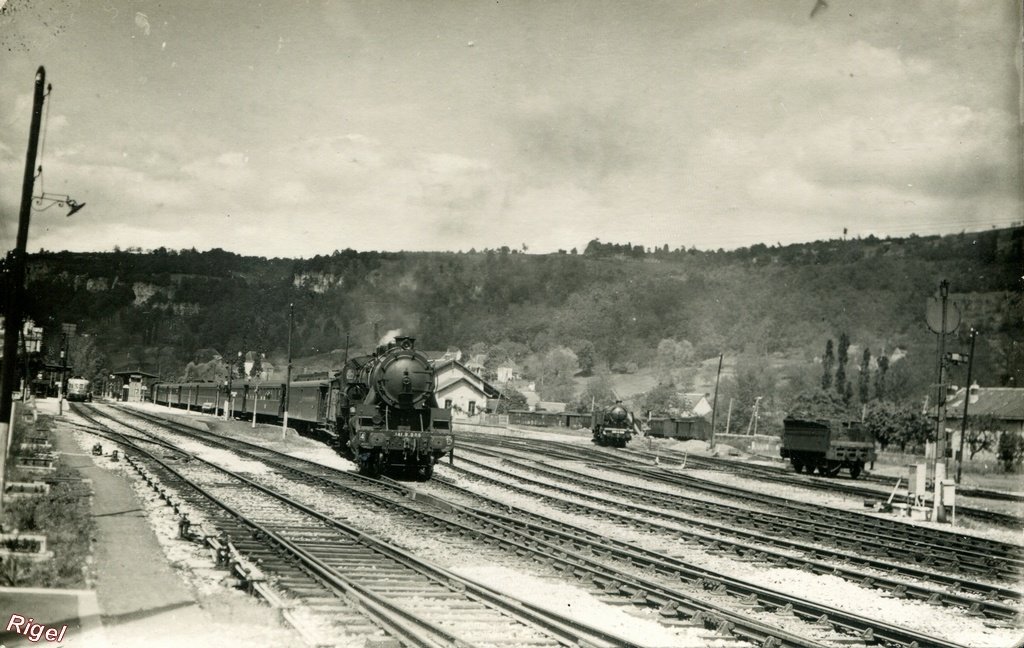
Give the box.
[431,358,502,417]
[110,369,160,402]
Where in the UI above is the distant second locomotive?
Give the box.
[591,401,640,448]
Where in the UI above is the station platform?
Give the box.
[8,398,298,648]
[0,587,102,647]
[7,398,198,647]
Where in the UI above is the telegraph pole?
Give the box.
[955,328,977,484]
[934,281,950,474]
[709,353,723,450]
[282,303,293,435]
[0,67,47,516]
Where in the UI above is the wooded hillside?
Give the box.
[13,226,1022,432]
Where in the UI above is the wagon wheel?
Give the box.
[849,463,862,479]
[826,465,842,477]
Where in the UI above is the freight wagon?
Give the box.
[780,417,875,478]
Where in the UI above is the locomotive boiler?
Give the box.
[336,336,453,479]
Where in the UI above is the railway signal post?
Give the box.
[954,329,976,484]
[926,280,960,523]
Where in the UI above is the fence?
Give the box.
[714,433,781,459]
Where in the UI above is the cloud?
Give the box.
[507,96,649,187]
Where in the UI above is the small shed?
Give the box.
[111,370,160,402]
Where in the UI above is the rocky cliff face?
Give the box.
[293,272,344,293]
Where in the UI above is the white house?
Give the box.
[682,393,713,418]
[495,365,520,382]
[432,358,501,416]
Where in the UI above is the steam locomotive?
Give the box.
[591,401,639,447]
[338,336,453,479]
[152,336,453,480]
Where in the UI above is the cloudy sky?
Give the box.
[0,0,1020,257]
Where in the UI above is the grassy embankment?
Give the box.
[1,403,94,588]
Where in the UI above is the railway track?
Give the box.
[440,450,1024,617]
[459,432,1024,529]
[509,432,1024,528]
[73,405,650,648]
[625,446,1024,526]
[455,441,1024,593]
[81,404,1007,648]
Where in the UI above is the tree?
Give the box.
[863,401,933,452]
[725,359,779,434]
[655,338,695,385]
[858,348,871,404]
[636,383,683,416]
[494,388,528,413]
[821,339,834,390]
[835,332,850,402]
[961,413,1002,460]
[535,346,579,402]
[786,389,850,420]
[250,352,264,380]
[69,335,105,383]
[569,371,617,413]
[874,354,890,401]
[997,432,1024,472]
[571,339,597,375]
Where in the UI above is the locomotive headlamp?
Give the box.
[401,339,413,350]
[372,413,383,425]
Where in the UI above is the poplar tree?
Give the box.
[875,355,889,401]
[858,348,872,404]
[821,339,834,390]
[836,333,850,402]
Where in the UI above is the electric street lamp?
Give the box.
[0,67,85,517]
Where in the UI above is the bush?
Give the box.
[997,431,1024,472]
[2,413,94,589]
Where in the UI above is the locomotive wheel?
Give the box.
[359,453,385,478]
[792,461,804,473]
[826,464,842,477]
